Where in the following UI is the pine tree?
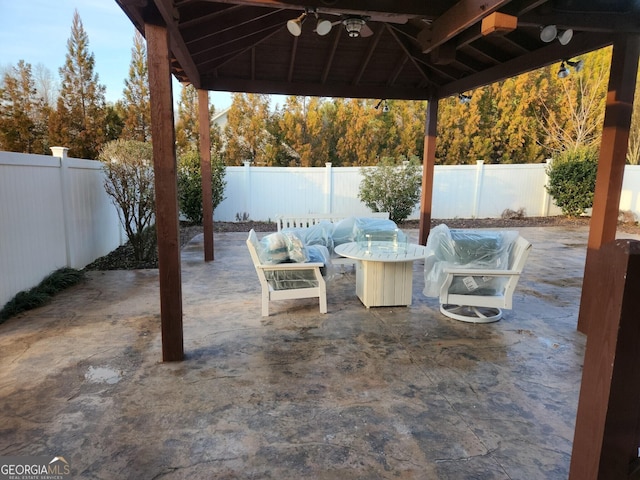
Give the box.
[278,96,332,166]
[122,31,151,142]
[382,100,426,160]
[50,10,107,159]
[264,107,299,166]
[223,93,271,165]
[278,96,309,166]
[490,74,546,163]
[0,60,48,153]
[334,99,385,166]
[176,84,199,155]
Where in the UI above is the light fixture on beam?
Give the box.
[540,25,573,45]
[287,11,370,39]
[566,58,584,72]
[558,58,584,78]
[458,93,472,105]
[540,25,557,42]
[316,17,333,36]
[558,29,573,45]
[481,12,517,36]
[375,99,390,113]
[557,61,570,78]
[286,9,334,37]
[287,11,306,36]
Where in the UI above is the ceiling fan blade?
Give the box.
[360,24,374,37]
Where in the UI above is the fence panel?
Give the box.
[253,167,327,219]
[476,163,563,218]
[0,151,124,308]
[332,166,388,216]
[431,165,479,218]
[65,158,124,268]
[621,165,640,216]
[1,153,68,308]
[216,165,330,221]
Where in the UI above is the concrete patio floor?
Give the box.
[2,226,635,479]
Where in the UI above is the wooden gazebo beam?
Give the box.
[577,34,640,335]
[198,89,215,262]
[146,19,184,362]
[418,95,439,245]
[417,0,512,54]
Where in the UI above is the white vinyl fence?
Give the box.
[214,160,565,221]
[0,149,124,309]
[2,149,640,309]
[215,161,640,221]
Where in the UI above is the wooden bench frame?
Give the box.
[275,212,389,231]
[246,229,327,316]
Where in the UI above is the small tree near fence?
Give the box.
[358,156,422,224]
[177,148,227,224]
[99,139,156,261]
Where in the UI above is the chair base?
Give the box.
[440,304,502,323]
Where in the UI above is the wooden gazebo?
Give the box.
[116,1,640,477]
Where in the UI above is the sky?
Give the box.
[0,0,233,110]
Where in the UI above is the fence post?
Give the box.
[473,160,484,218]
[542,158,553,216]
[51,146,72,267]
[243,161,252,220]
[325,162,332,214]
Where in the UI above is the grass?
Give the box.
[0,267,84,323]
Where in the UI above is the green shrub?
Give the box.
[177,149,227,224]
[546,149,598,217]
[358,156,422,224]
[0,268,84,323]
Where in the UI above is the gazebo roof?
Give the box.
[116,0,639,101]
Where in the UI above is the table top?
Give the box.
[335,241,427,262]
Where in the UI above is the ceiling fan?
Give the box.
[330,15,374,38]
[287,11,373,38]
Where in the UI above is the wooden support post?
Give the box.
[419,97,439,245]
[146,22,184,362]
[198,89,214,262]
[577,35,640,334]
[569,240,640,480]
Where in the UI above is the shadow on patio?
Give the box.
[0,226,597,478]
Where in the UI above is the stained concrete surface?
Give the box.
[1,226,633,479]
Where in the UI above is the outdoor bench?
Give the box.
[246,229,328,316]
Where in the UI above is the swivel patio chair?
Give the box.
[424,225,532,323]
